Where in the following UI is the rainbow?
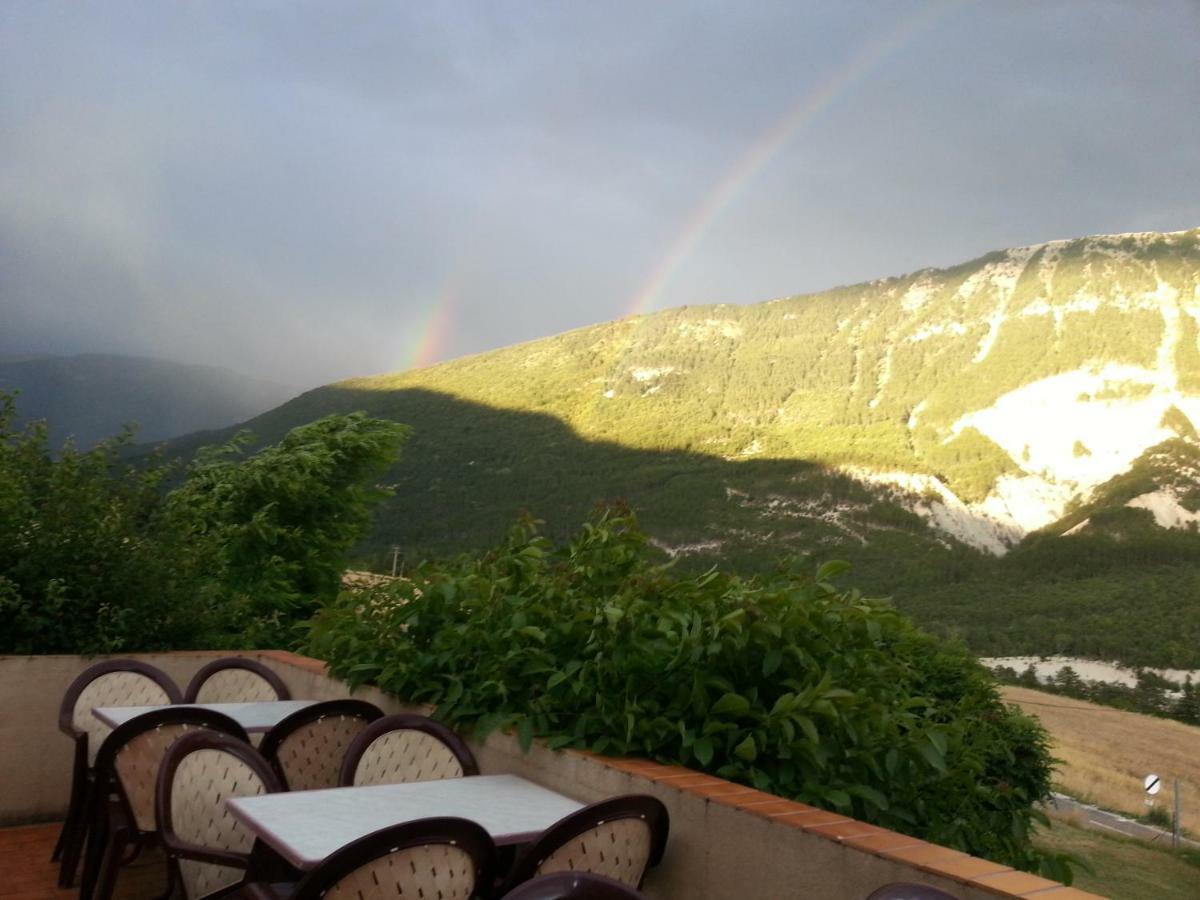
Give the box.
[404,282,458,371]
[625,0,966,318]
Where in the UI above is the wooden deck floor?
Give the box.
[0,823,166,900]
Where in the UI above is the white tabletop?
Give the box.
[92,700,318,732]
[227,774,585,869]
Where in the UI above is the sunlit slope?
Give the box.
[170,228,1200,666]
[344,227,1200,551]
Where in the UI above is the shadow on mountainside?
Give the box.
[163,385,1200,668]
[165,384,973,587]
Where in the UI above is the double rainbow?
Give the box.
[403,0,964,371]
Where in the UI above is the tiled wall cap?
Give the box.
[257,650,329,675]
[259,650,1097,899]
[842,831,926,855]
[969,870,1075,896]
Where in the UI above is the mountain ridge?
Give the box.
[335,225,1200,553]
[0,353,299,448]
[157,226,1200,666]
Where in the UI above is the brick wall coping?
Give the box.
[255,650,1100,899]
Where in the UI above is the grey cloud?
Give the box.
[2,1,1198,388]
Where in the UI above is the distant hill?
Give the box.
[0,354,297,447]
[168,228,1200,667]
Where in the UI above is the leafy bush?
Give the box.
[0,393,219,653]
[168,413,410,647]
[307,510,1060,873]
[0,392,407,653]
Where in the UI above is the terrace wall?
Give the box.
[0,652,1100,900]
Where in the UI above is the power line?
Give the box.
[1012,698,1154,714]
[1010,697,1198,721]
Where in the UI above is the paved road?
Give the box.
[1047,792,1200,850]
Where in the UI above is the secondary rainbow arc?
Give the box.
[626,0,965,319]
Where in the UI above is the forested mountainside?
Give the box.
[0,354,297,447]
[170,228,1200,666]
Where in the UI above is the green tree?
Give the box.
[308,510,1062,875]
[1017,664,1041,688]
[0,392,218,652]
[165,412,410,647]
[1053,666,1086,699]
[0,392,408,653]
[1172,677,1200,725]
[1132,669,1169,716]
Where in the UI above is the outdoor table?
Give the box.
[92,699,318,733]
[227,773,585,870]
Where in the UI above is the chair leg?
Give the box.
[52,784,79,866]
[59,776,94,887]
[53,742,87,862]
[51,819,69,862]
[78,787,112,900]
[91,825,130,900]
[50,805,73,863]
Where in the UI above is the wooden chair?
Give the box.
[79,707,248,900]
[157,730,284,900]
[499,871,650,899]
[287,818,496,900]
[499,795,668,894]
[184,657,291,703]
[338,713,479,786]
[258,699,383,791]
[53,659,181,887]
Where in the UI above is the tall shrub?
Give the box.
[0,392,408,652]
[0,393,218,652]
[168,412,410,647]
[307,511,1060,873]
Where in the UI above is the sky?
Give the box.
[2,1,1199,389]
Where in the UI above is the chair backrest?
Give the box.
[157,730,283,900]
[865,884,961,900]
[184,657,291,703]
[290,817,496,900]
[338,714,479,787]
[258,699,383,791]
[504,795,668,891]
[59,658,182,766]
[94,708,249,834]
[500,872,650,900]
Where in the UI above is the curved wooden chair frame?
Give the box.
[501,795,668,894]
[337,713,480,786]
[499,871,650,900]
[183,657,291,704]
[156,730,284,900]
[81,707,248,900]
[258,699,383,791]
[53,658,181,887]
[288,817,496,900]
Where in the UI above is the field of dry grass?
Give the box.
[1034,817,1200,900]
[1002,686,1200,834]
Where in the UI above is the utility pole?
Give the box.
[1174,780,1181,850]
[390,545,401,578]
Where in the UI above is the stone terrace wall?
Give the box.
[0,652,1101,900]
